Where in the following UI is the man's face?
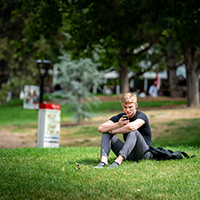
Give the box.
[122,102,138,118]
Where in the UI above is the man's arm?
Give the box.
[110,119,145,134]
[98,118,127,133]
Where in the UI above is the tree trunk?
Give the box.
[167,49,179,97]
[166,38,183,98]
[119,64,129,94]
[183,43,199,107]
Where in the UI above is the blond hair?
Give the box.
[120,93,137,105]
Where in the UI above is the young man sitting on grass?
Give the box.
[94,93,153,168]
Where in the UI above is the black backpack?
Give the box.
[148,146,196,161]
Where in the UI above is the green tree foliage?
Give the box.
[53,50,107,124]
[13,0,64,60]
[2,0,200,107]
[0,0,38,104]
[62,0,160,93]
[150,0,200,106]
[0,0,62,104]
[0,0,172,99]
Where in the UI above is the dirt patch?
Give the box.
[0,127,37,148]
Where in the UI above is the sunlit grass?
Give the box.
[0,146,199,199]
[0,98,199,199]
[153,118,200,147]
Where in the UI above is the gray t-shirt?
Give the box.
[109,110,152,147]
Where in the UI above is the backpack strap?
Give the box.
[172,151,196,159]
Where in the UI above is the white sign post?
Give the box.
[37,103,61,148]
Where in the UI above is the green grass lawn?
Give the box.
[0,98,187,126]
[0,146,199,199]
[1,97,200,199]
[152,118,200,147]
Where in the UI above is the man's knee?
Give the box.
[127,130,140,138]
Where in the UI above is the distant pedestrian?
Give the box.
[133,89,140,96]
[139,90,147,98]
[148,81,158,97]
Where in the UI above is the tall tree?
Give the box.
[148,1,185,98]
[62,0,159,93]
[0,0,63,104]
[0,0,37,103]
[165,38,184,97]
[14,0,168,95]
[151,0,200,107]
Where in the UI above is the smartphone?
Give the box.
[122,115,129,121]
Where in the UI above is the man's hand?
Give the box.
[108,118,129,135]
[118,117,129,127]
[98,117,129,134]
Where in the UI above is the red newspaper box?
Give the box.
[37,103,61,147]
